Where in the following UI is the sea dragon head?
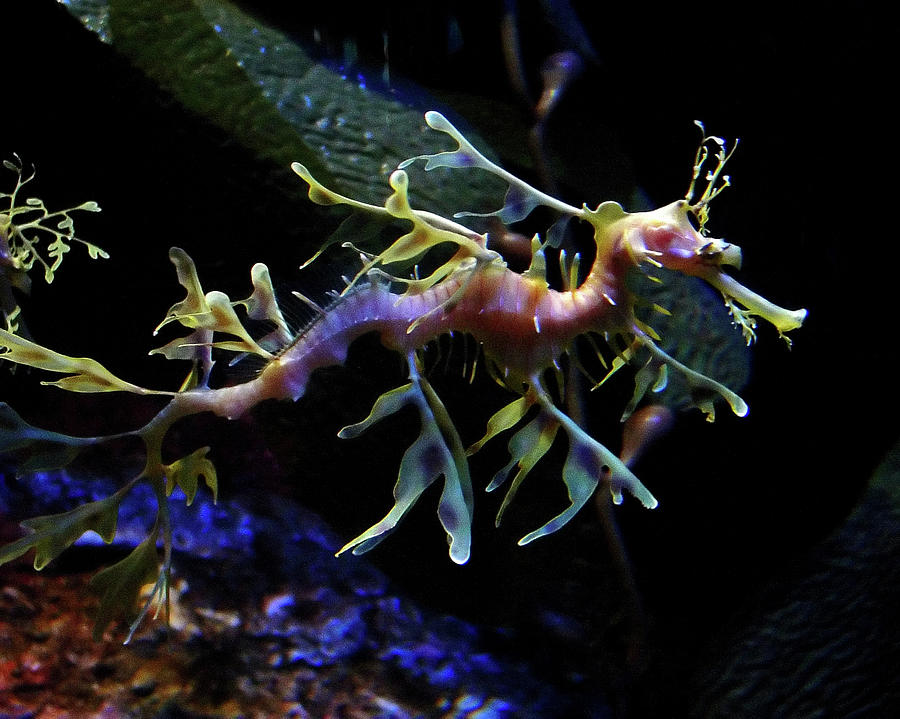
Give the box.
[599,123,807,345]
[619,199,743,277]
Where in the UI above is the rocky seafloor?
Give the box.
[0,470,608,718]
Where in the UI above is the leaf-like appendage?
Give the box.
[155,247,208,331]
[201,291,273,358]
[467,395,533,456]
[234,263,292,350]
[380,171,468,264]
[473,380,660,546]
[0,328,156,394]
[0,402,96,472]
[164,446,218,505]
[293,162,496,298]
[336,369,474,563]
[152,249,276,363]
[151,247,215,382]
[621,357,668,421]
[488,410,560,527]
[337,383,414,439]
[397,111,489,172]
[0,493,121,570]
[517,434,603,546]
[399,111,581,225]
[635,329,748,421]
[89,531,162,642]
[292,162,382,212]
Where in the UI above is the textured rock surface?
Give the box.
[687,441,900,718]
[1,482,606,718]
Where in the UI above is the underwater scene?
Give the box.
[0,1,894,717]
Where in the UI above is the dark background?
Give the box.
[1,1,891,715]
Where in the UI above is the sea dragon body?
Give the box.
[0,113,805,640]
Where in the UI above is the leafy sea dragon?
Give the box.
[0,155,106,334]
[0,113,806,640]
